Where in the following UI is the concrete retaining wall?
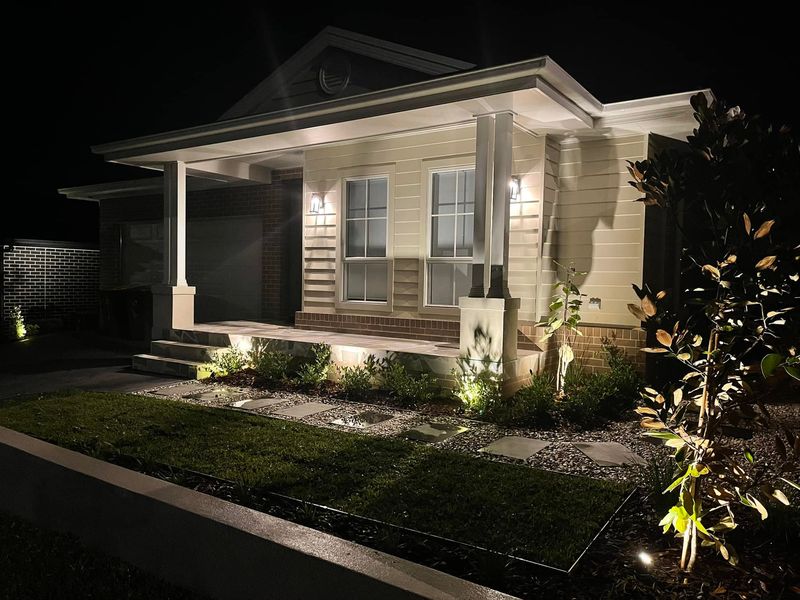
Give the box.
[0,426,513,600]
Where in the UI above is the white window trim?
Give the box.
[335,168,394,312]
[422,164,476,311]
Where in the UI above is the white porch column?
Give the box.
[458,112,520,394]
[487,111,513,299]
[468,115,494,298]
[151,161,195,340]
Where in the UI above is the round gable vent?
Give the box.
[318,54,351,96]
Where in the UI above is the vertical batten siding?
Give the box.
[554,134,648,326]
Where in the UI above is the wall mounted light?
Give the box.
[509,176,521,202]
[309,193,325,214]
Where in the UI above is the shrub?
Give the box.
[338,355,381,399]
[453,363,502,417]
[296,343,332,389]
[211,346,248,376]
[249,340,293,383]
[381,361,437,406]
[560,372,614,427]
[600,338,642,417]
[499,372,556,426]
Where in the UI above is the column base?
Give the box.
[151,285,196,340]
[458,296,519,362]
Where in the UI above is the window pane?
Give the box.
[459,170,475,214]
[432,171,457,215]
[345,263,365,301]
[431,215,455,257]
[347,180,367,218]
[456,214,473,257]
[454,262,472,301]
[367,178,387,218]
[346,220,365,257]
[365,262,388,302]
[366,218,386,257]
[428,263,455,306]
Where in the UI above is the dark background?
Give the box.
[5,1,796,243]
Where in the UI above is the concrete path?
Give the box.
[0,332,180,400]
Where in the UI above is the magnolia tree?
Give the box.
[538,261,586,394]
[627,93,799,571]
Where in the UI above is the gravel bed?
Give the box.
[137,380,799,485]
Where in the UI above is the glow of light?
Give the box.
[509,176,520,202]
[638,551,653,566]
[309,193,325,214]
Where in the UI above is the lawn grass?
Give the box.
[0,510,207,599]
[0,392,629,569]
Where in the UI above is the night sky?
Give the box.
[6,1,796,243]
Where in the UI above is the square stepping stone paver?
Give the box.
[185,387,245,402]
[400,422,469,443]
[152,382,207,396]
[274,402,335,419]
[231,397,285,410]
[479,436,550,460]
[330,410,394,429]
[572,441,646,467]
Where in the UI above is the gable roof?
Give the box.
[220,26,475,120]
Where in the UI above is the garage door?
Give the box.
[188,217,262,322]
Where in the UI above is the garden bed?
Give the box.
[0,391,628,575]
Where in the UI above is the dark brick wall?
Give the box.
[295,311,460,344]
[1,241,99,322]
[99,168,302,323]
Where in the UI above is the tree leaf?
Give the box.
[656,329,673,347]
[642,296,657,317]
[754,219,775,239]
[635,406,659,416]
[785,365,800,381]
[761,353,783,378]
[641,347,669,353]
[656,290,667,300]
[640,417,665,429]
[756,255,777,270]
[702,264,721,279]
[627,303,647,321]
[743,212,752,235]
[772,489,790,506]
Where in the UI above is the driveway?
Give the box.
[0,332,180,400]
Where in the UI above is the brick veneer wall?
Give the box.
[518,321,647,374]
[295,311,460,344]
[1,240,99,323]
[99,168,302,322]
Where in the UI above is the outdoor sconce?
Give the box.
[509,176,521,202]
[309,193,325,214]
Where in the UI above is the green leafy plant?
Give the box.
[640,453,680,516]
[495,371,556,426]
[599,338,642,417]
[338,355,381,399]
[560,372,609,427]
[248,340,293,383]
[381,360,437,406]
[627,92,799,571]
[538,262,586,394]
[296,343,332,389]
[10,305,27,340]
[452,360,502,416]
[211,346,248,376]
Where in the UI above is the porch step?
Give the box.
[132,353,205,379]
[150,340,222,363]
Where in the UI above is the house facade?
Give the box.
[61,27,703,391]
